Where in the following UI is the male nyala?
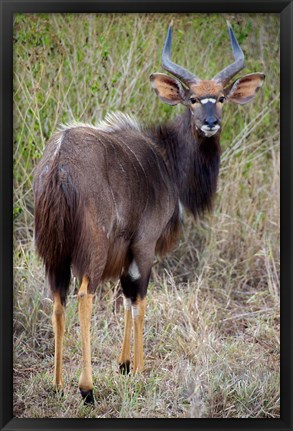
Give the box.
[33,21,264,404]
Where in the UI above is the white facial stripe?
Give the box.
[200,98,217,104]
[128,260,140,280]
[123,297,131,311]
[131,305,139,319]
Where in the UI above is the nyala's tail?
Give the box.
[33,159,77,304]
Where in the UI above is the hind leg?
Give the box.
[78,276,94,405]
[52,292,65,391]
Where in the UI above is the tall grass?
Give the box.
[13,13,280,418]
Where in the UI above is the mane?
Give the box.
[58,111,141,134]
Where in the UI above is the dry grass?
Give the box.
[13,13,279,418]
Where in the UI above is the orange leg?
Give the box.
[52,292,65,391]
[132,296,146,373]
[78,276,94,404]
[118,297,133,374]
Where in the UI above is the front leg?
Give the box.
[132,296,146,373]
[118,296,132,374]
[119,255,152,374]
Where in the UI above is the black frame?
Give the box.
[0,1,292,430]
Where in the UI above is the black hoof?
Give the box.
[80,389,95,406]
[53,387,64,397]
[119,360,130,375]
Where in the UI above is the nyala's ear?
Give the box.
[150,73,188,105]
[224,73,265,104]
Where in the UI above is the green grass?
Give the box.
[13,13,279,418]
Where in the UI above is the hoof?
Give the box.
[80,388,95,406]
[119,360,130,375]
[53,385,64,397]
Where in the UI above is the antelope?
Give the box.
[33,21,264,405]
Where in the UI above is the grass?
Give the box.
[13,13,280,418]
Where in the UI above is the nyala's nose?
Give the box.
[204,117,219,128]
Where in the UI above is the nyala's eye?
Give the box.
[218,96,226,103]
[190,97,198,104]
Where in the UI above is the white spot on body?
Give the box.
[128,260,141,281]
[102,225,110,238]
[178,200,185,222]
[200,98,217,104]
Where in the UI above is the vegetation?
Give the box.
[13,13,279,418]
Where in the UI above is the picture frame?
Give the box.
[1,0,292,430]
